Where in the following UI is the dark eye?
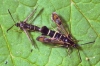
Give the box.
[16,23,19,27]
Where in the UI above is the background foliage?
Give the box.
[0,0,100,66]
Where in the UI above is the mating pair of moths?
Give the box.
[7,8,77,48]
[7,8,93,61]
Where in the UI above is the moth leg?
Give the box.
[67,47,72,58]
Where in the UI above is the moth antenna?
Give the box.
[7,24,15,32]
[77,41,95,62]
[7,9,16,32]
[80,41,95,45]
[8,9,16,23]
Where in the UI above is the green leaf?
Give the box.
[0,0,100,66]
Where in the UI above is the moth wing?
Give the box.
[37,36,64,45]
[51,12,69,37]
[23,28,37,48]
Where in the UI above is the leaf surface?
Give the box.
[0,0,100,66]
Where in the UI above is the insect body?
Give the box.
[36,12,88,62]
[39,26,73,45]
[37,12,94,62]
[7,7,40,48]
[37,12,77,48]
[37,26,78,49]
[12,22,40,32]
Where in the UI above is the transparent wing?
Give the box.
[51,12,69,37]
[24,6,38,23]
[23,28,37,48]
